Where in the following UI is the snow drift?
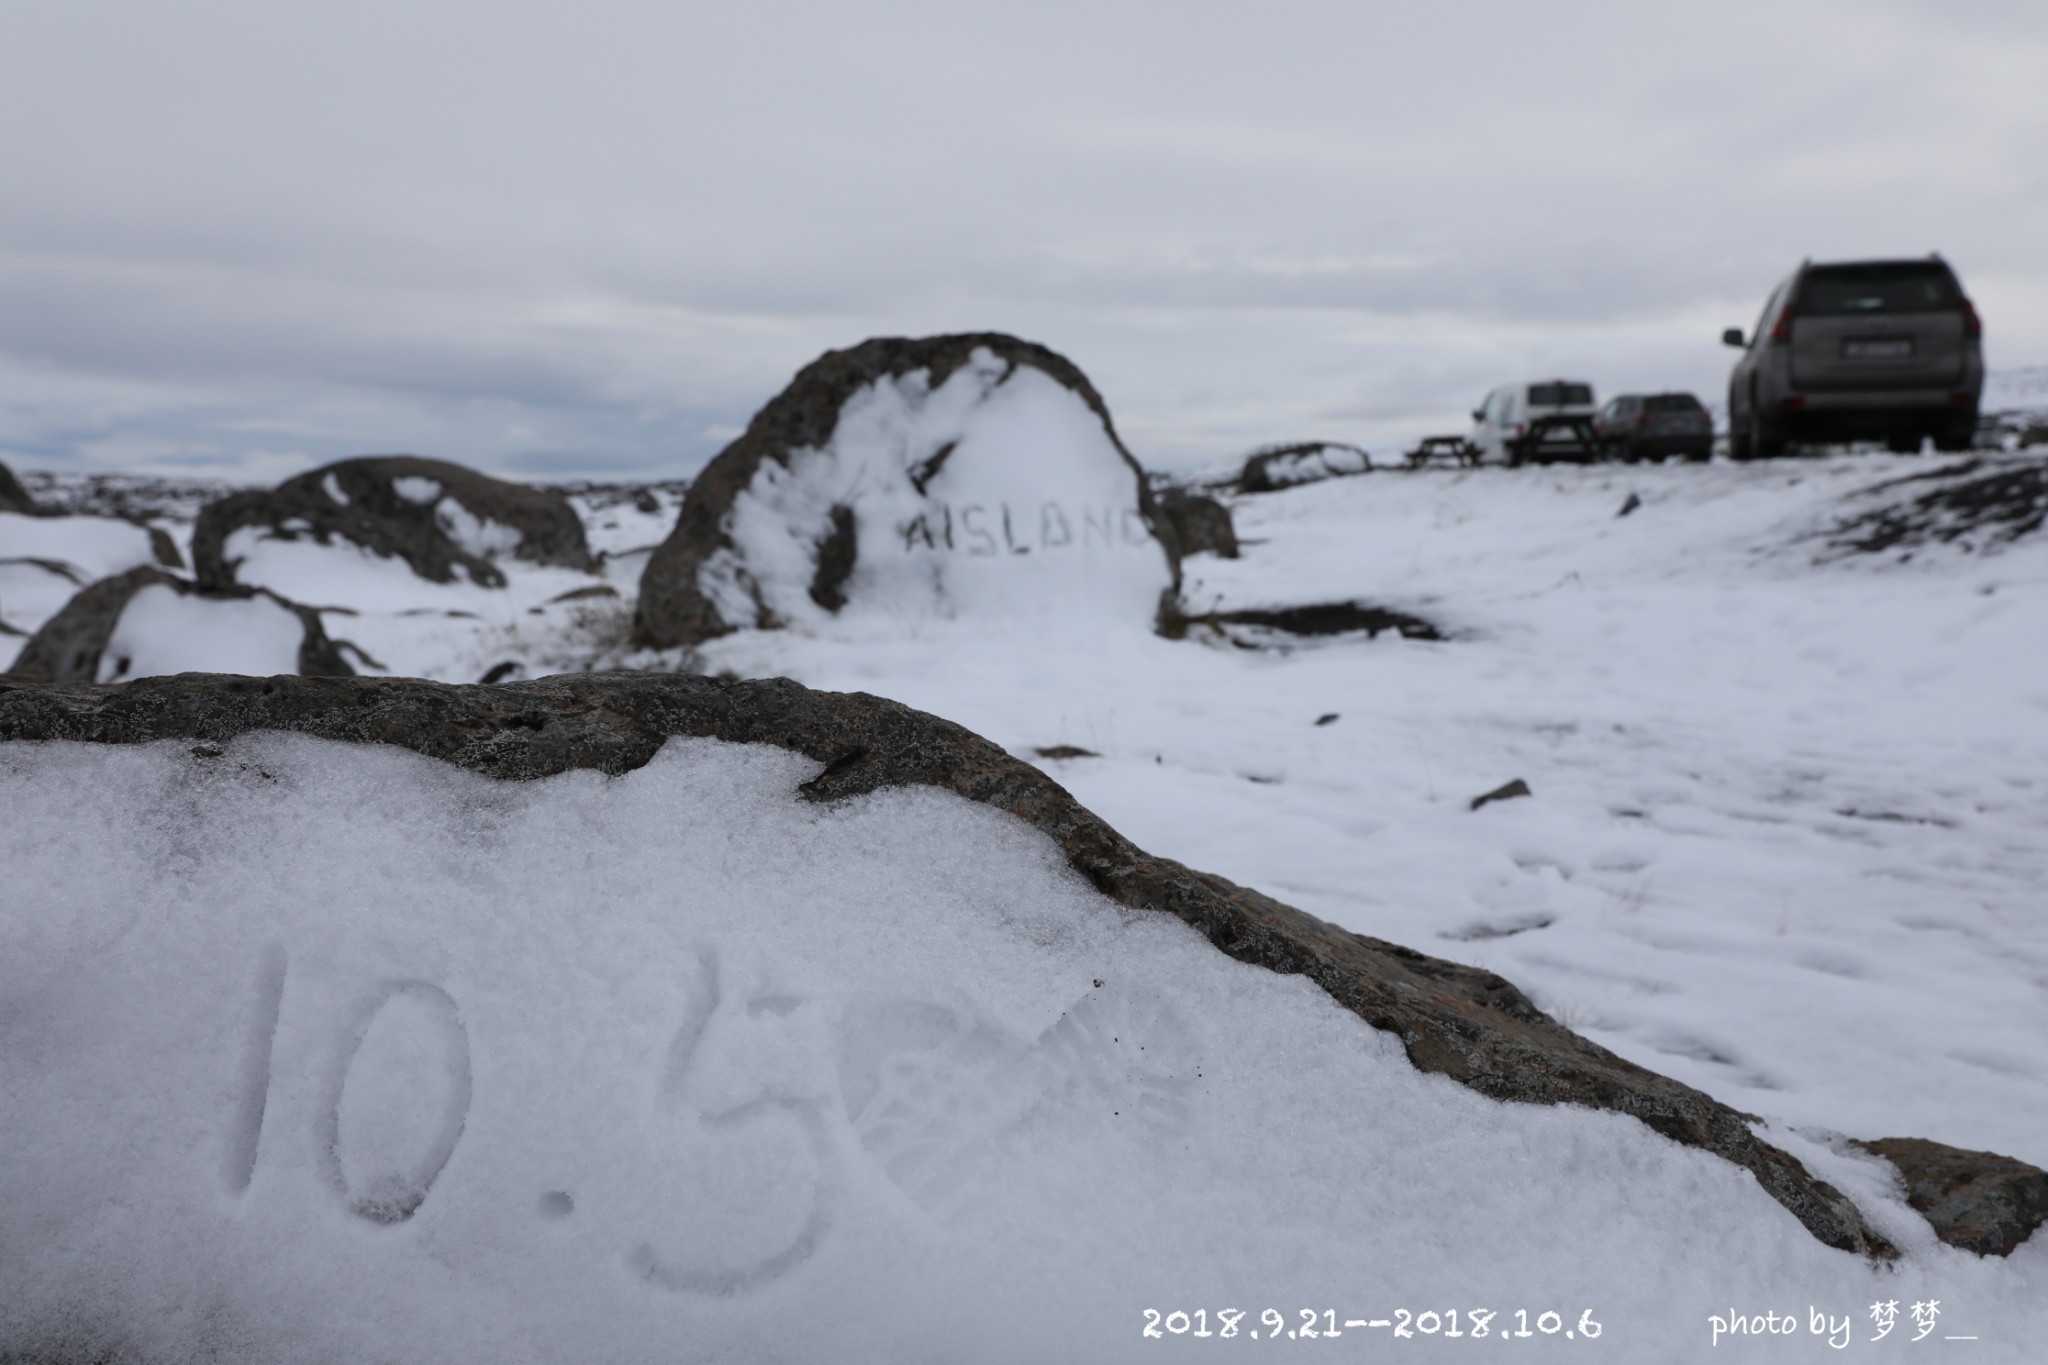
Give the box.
[634,334,1179,648]
[5,672,2042,1365]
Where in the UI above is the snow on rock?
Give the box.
[634,335,1179,648]
[3,673,2042,1364]
[1238,441,1374,493]
[193,456,593,593]
[0,511,185,670]
[4,567,357,682]
[1811,454,2048,559]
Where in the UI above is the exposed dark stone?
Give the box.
[1471,778,1533,811]
[546,584,619,604]
[1157,487,1239,558]
[0,459,40,515]
[4,568,355,683]
[0,670,1897,1259]
[1822,458,2048,556]
[192,456,593,592]
[1314,712,1339,726]
[808,503,859,612]
[1617,492,1642,518]
[1033,744,1098,760]
[1856,1137,2047,1256]
[634,333,1180,648]
[144,526,185,570]
[1239,442,1372,494]
[1164,600,1443,645]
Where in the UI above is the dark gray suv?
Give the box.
[1722,256,1983,459]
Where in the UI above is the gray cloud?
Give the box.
[2,0,2044,481]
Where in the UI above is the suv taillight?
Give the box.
[1963,298,1982,340]
[1768,302,1794,344]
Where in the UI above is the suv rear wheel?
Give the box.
[1748,402,1785,460]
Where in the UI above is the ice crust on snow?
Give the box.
[701,348,1172,633]
[91,582,310,682]
[6,733,2041,1364]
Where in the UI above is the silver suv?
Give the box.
[1722,256,1983,459]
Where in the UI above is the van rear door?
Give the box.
[1787,262,1968,390]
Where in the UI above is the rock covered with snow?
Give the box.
[1238,441,1373,493]
[0,670,1907,1260]
[1818,455,2048,558]
[192,456,594,593]
[634,334,1180,648]
[1,510,188,669]
[5,567,357,683]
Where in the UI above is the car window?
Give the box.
[1752,283,1785,346]
[1645,394,1702,412]
[1796,264,1960,315]
[1527,383,1593,406]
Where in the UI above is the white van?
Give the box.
[1469,380,1599,464]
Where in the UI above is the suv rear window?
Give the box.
[1645,394,1703,412]
[1796,264,1960,316]
[1527,383,1592,406]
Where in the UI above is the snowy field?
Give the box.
[4,449,2047,1361]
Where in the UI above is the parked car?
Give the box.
[1593,393,1713,462]
[1470,380,1598,464]
[1722,255,1983,459]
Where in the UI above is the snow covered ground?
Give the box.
[682,455,2048,1164]
[5,450,2046,1360]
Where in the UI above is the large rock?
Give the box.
[635,334,1181,648]
[5,567,357,683]
[0,670,1913,1260]
[193,456,594,592]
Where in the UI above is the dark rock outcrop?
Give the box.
[0,670,1904,1259]
[0,459,40,515]
[635,334,1179,648]
[4,567,356,683]
[1823,458,2048,557]
[193,456,593,591]
[1157,487,1238,559]
[1163,599,1443,646]
[1857,1137,2047,1256]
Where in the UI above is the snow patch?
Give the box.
[95,583,308,681]
[436,498,525,561]
[392,476,443,505]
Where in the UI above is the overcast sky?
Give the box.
[3,0,2045,484]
